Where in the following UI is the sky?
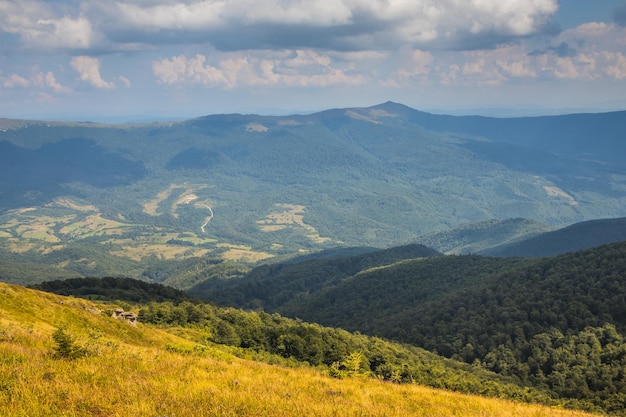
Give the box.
[1,0,626,121]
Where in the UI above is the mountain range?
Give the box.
[1,101,625,280]
[3,102,626,414]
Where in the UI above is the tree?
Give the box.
[52,327,86,359]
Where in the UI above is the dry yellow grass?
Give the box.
[0,283,598,417]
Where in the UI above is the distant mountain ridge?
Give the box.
[1,102,626,282]
[415,216,626,257]
[416,218,553,254]
[481,217,626,257]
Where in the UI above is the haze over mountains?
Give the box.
[3,102,626,414]
[1,101,625,280]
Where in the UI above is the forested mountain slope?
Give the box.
[197,241,626,412]
[416,218,552,254]
[188,244,441,307]
[480,217,626,257]
[417,216,626,257]
[2,103,626,283]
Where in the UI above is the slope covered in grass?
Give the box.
[0,282,599,416]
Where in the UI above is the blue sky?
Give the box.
[1,0,626,121]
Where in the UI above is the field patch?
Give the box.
[543,186,579,206]
[257,204,331,244]
[111,244,211,262]
[59,214,134,238]
[143,184,178,215]
[49,198,97,212]
[220,248,274,262]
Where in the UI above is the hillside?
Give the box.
[415,216,626,257]
[2,102,626,283]
[0,282,597,416]
[481,217,626,257]
[188,244,441,307]
[197,241,626,413]
[416,218,552,254]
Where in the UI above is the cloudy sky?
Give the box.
[1,0,626,121]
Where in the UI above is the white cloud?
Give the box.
[497,60,537,78]
[153,50,367,88]
[153,54,228,86]
[3,73,31,88]
[0,0,96,49]
[1,68,71,93]
[599,51,626,79]
[44,71,72,93]
[2,0,559,52]
[557,22,626,51]
[110,1,225,31]
[119,76,132,88]
[32,16,95,49]
[385,49,434,86]
[71,56,115,89]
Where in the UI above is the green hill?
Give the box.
[188,244,441,309]
[416,218,552,254]
[481,217,626,257]
[29,276,198,303]
[2,281,598,416]
[196,241,626,413]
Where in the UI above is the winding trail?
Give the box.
[200,205,214,233]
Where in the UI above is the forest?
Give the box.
[193,241,626,413]
[30,237,626,414]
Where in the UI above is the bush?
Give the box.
[52,327,88,359]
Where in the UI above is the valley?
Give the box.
[1,102,625,282]
[1,103,626,415]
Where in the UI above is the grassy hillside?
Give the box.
[197,241,626,413]
[0,282,596,416]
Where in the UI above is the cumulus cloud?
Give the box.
[71,56,115,89]
[3,73,31,88]
[384,49,434,86]
[153,50,367,87]
[1,68,71,93]
[43,72,72,93]
[3,0,558,52]
[0,0,96,49]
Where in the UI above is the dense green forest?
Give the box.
[416,218,552,255]
[30,276,197,304]
[197,241,626,413]
[188,244,441,307]
[481,217,626,257]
